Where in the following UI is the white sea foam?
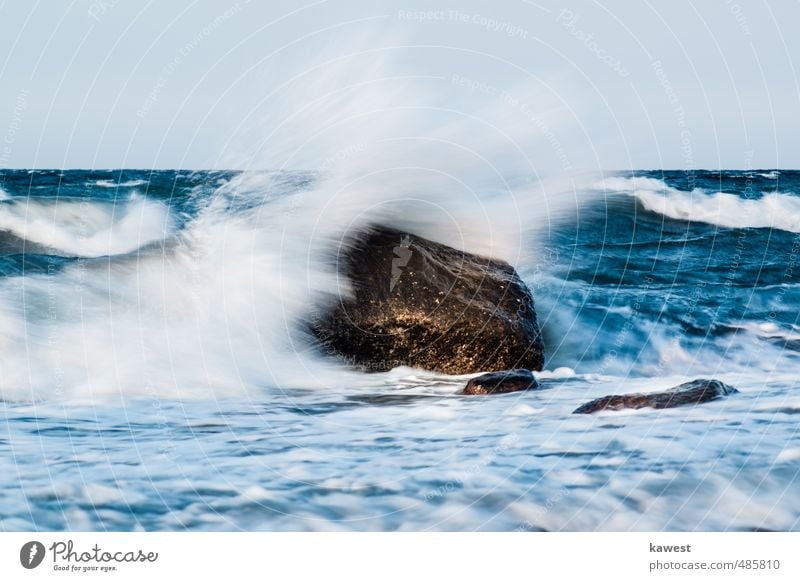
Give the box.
[596,175,676,193]
[602,175,800,232]
[729,321,800,344]
[636,189,800,232]
[0,195,174,257]
[536,367,576,379]
[94,179,148,188]
[776,448,800,462]
[0,194,376,400]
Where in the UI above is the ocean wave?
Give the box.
[596,175,675,193]
[0,194,380,400]
[730,321,800,345]
[94,179,148,188]
[0,195,174,257]
[635,189,800,232]
[600,175,800,232]
[535,270,800,380]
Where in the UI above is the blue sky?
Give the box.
[0,0,798,170]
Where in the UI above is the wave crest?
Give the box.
[601,175,800,232]
[0,195,174,257]
[93,179,148,188]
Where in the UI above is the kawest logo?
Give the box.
[20,541,46,569]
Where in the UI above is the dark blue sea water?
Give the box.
[0,169,798,531]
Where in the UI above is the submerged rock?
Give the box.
[461,369,539,395]
[573,379,738,414]
[309,224,544,374]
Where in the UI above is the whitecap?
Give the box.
[94,179,148,188]
[0,194,174,257]
[776,448,800,462]
[633,189,800,233]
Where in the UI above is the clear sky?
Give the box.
[0,0,798,170]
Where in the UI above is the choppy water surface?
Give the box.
[1,169,798,531]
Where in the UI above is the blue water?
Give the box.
[0,169,798,531]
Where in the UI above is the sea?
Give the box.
[0,168,798,531]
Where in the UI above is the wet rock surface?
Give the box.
[309,224,544,374]
[573,379,738,414]
[461,369,539,395]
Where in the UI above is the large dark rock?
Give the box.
[309,224,544,374]
[573,379,738,414]
[462,369,539,395]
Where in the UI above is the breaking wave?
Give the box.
[0,195,174,258]
[602,175,800,232]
